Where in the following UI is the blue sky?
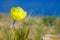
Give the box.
[0,0,60,16]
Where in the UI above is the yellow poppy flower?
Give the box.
[11,7,27,20]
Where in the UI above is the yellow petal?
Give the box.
[11,7,27,20]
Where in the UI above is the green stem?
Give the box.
[12,20,16,29]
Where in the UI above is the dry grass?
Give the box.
[0,14,60,40]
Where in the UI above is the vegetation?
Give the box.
[0,14,60,40]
